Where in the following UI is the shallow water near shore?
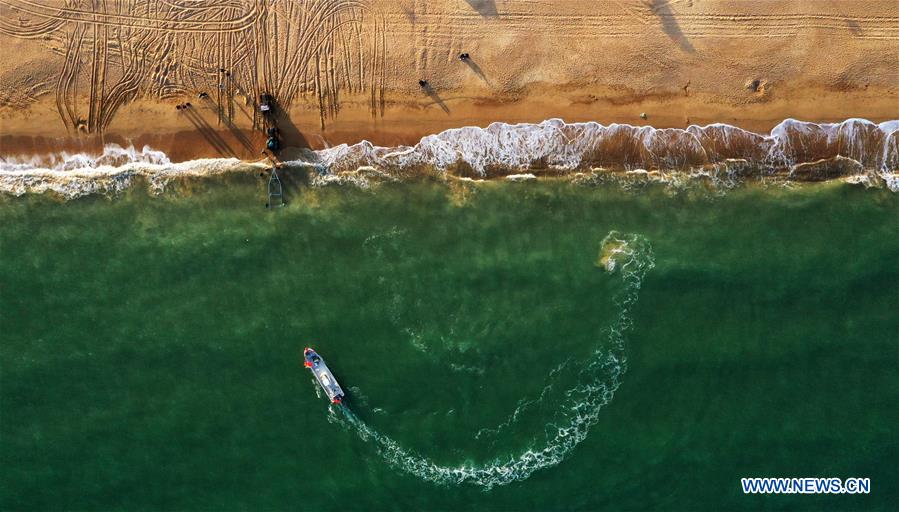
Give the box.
[2,118,899,198]
[1,180,897,510]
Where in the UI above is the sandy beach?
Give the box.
[0,0,897,162]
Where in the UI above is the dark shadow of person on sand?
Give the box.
[464,0,498,17]
[647,0,695,53]
[419,81,450,114]
[267,97,311,150]
[463,58,490,86]
[198,97,255,154]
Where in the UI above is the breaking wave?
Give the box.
[313,118,899,190]
[333,232,654,489]
[2,118,898,197]
[318,119,897,172]
[0,144,263,199]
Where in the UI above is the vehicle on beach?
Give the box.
[304,347,345,404]
[259,93,275,116]
[259,95,281,152]
[266,126,281,151]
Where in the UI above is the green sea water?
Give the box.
[1,177,897,510]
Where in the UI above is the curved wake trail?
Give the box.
[334,232,655,489]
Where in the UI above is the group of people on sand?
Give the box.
[176,68,284,166]
[418,52,471,89]
[179,53,475,166]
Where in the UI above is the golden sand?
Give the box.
[0,0,897,161]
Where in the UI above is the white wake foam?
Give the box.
[332,231,654,489]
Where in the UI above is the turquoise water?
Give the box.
[1,177,897,510]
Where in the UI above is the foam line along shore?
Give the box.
[2,118,898,198]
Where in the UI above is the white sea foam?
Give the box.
[0,144,171,171]
[307,118,898,178]
[474,357,572,444]
[0,143,261,198]
[3,119,898,198]
[335,232,655,489]
[505,173,537,182]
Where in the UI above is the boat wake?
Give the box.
[2,118,898,197]
[332,231,654,489]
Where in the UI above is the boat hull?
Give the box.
[304,348,345,404]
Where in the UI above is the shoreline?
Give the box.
[3,116,898,199]
[0,0,899,175]
[2,158,895,203]
[2,1,898,162]
[3,84,898,163]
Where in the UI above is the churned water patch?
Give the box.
[329,231,654,489]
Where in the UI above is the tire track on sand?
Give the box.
[2,0,258,33]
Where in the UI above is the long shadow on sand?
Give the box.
[269,97,311,150]
[181,108,237,158]
[422,84,450,114]
[463,58,490,85]
[201,98,255,154]
[649,0,695,53]
[465,0,498,17]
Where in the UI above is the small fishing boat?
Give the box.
[303,347,345,404]
[266,167,283,208]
